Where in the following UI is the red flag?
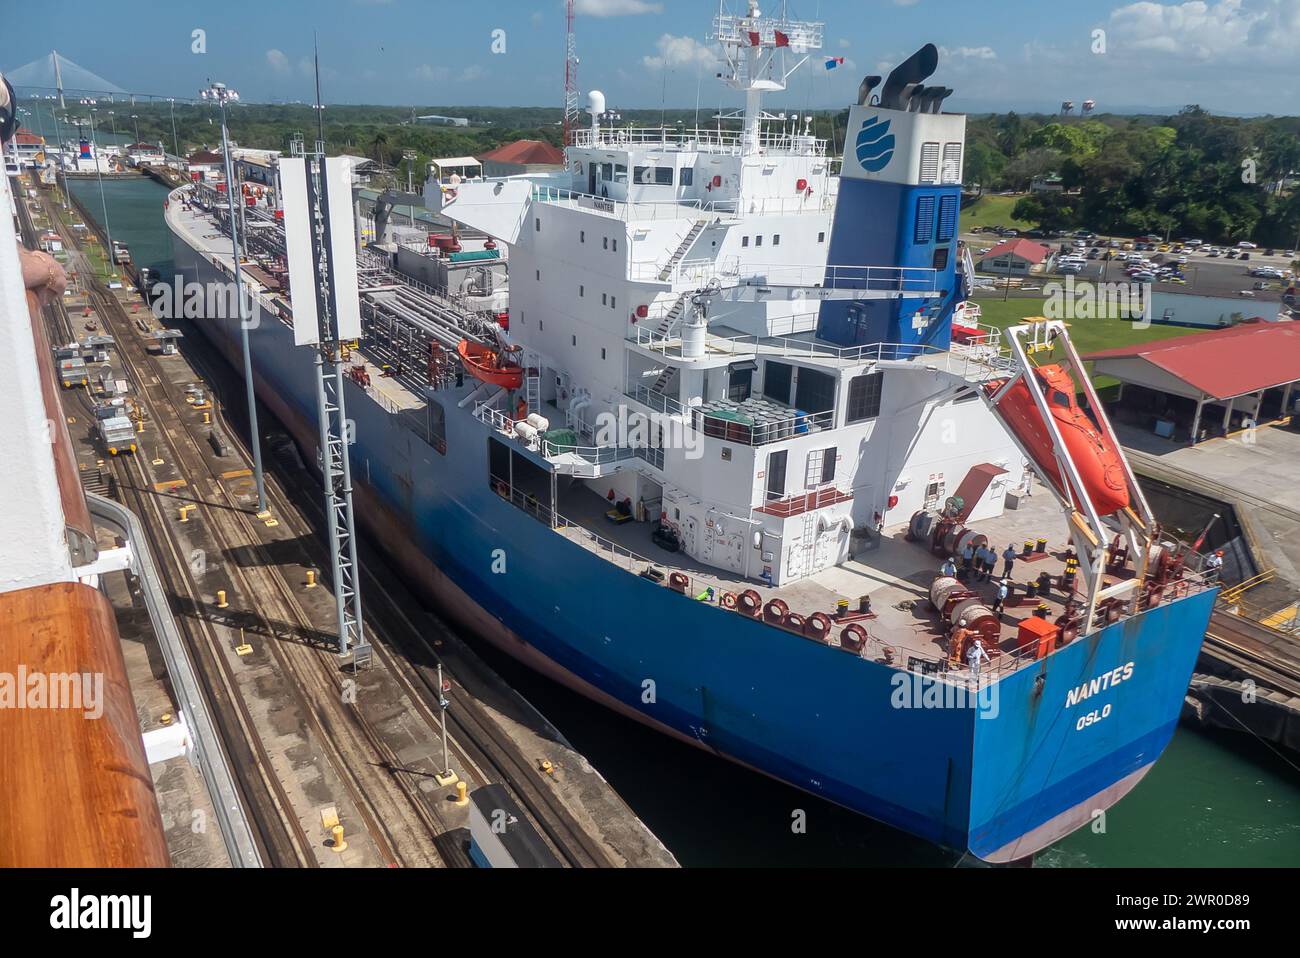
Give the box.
[774,30,790,47]
[748,31,761,46]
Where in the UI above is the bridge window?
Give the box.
[742,236,750,248]
[818,231,826,243]
[794,367,835,415]
[764,361,793,404]
[634,166,674,186]
[773,234,780,246]
[846,371,883,424]
[681,167,694,186]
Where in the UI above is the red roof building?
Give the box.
[479,139,564,176]
[1085,321,1300,441]
[480,139,563,165]
[977,239,1051,275]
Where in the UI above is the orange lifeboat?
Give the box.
[457,339,524,390]
[983,364,1129,516]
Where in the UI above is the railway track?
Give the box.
[181,318,614,869]
[26,194,315,867]
[34,184,616,868]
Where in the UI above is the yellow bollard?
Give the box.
[179,505,194,522]
[305,570,317,589]
[330,824,347,852]
[216,590,228,609]
[202,411,211,425]
[136,418,145,433]
[454,781,469,806]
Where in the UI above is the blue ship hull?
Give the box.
[173,232,1215,861]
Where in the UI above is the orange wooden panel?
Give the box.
[0,581,170,867]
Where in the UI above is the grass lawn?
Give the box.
[969,293,1208,391]
[960,193,1037,233]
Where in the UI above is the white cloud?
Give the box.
[412,63,450,83]
[576,0,663,16]
[940,45,999,60]
[265,49,290,74]
[643,33,715,70]
[458,64,488,83]
[1109,0,1299,61]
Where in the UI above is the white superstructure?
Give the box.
[439,2,1025,587]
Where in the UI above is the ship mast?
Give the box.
[710,0,822,154]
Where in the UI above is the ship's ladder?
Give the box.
[523,348,541,415]
[659,221,708,281]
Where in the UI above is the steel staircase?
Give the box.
[658,221,707,281]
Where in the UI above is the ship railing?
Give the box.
[570,125,827,158]
[532,186,748,224]
[475,401,638,468]
[692,406,835,447]
[625,383,688,418]
[629,255,743,286]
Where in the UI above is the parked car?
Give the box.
[1238,241,1257,249]
[1240,252,1251,261]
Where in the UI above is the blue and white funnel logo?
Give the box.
[855,116,895,173]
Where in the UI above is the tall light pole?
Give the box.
[168,98,180,168]
[202,81,267,514]
[131,113,139,144]
[88,108,117,280]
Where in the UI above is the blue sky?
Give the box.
[4,0,1299,115]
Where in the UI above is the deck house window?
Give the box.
[846,371,883,423]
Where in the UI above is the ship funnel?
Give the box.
[857,75,882,106]
[880,43,939,110]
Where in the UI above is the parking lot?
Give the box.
[964,228,1296,304]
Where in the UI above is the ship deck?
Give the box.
[510,471,1200,683]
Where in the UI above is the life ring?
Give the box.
[720,592,738,610]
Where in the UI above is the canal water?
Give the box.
[77,176,1300,868]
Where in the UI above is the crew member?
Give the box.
[1002,544,1018,579]
[993,579,1008,615]
[949,619,971,666]
[940,556,957,579]
[961,540,975,577]
[1204,550,1225,584]
[967,639,991,683]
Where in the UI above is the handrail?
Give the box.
[87,493,263,867]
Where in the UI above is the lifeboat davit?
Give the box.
[983,364,1129,516]
[457,339,524,390]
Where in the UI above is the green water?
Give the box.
[73,176,1300,867]
[67,175,173,276]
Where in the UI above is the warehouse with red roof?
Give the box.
[1085,320,1300,443]
[480,139,564,178]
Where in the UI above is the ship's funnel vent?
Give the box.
[879,43,939,111]
[857,75,882,106]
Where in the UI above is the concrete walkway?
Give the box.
[1118,421,1300,612]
